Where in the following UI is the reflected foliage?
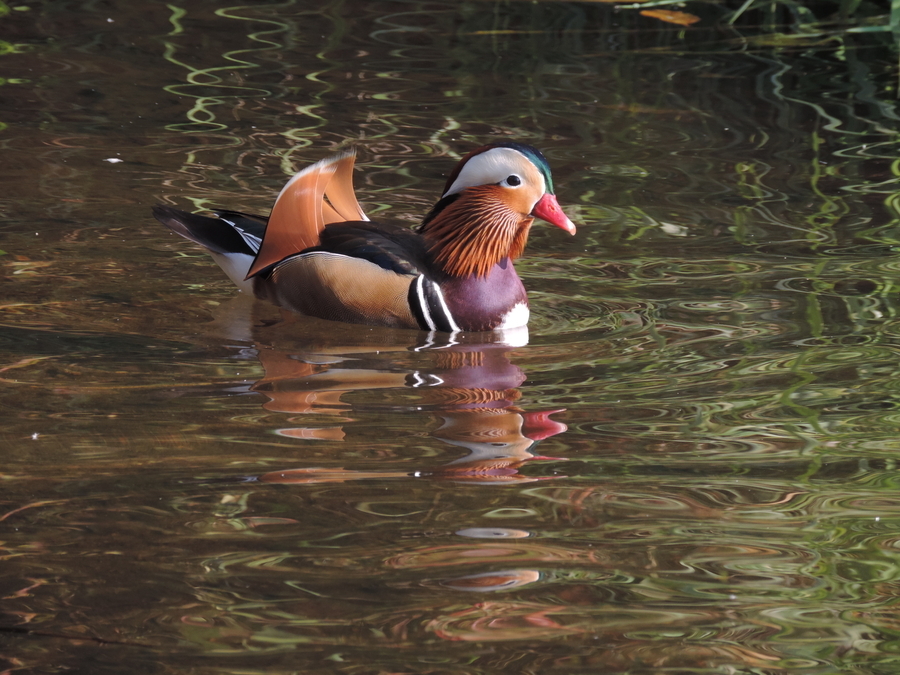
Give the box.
[4,0,900,673]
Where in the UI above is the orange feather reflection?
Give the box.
[427,601,578,641]
[252,344,567,484]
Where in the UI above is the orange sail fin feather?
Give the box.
[325,151,368,223]
[246,150,366,278]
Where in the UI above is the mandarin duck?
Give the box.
[153,142,575,332]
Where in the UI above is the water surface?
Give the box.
[3,1,900,673]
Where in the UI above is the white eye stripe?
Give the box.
[443,147,544,197]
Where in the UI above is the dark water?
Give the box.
[3,1,900,672]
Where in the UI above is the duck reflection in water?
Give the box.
[208,296,567,485]
[201,301,569,606]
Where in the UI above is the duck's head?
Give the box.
[419,142,576,278]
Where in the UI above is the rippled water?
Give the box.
[4,1,900,673]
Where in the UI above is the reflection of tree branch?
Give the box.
[0,625,154,648]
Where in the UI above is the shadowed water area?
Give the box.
[3,1,900,673]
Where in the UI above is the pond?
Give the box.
[3,0,900,672]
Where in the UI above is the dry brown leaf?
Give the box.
[640,9,701,26]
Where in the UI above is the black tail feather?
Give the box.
[152,205,261,256]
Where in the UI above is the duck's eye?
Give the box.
[504,175,522,187]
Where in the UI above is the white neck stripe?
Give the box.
[429,280,461,332]
[414,275,436,331]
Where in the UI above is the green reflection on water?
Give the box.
[4,0,900,673]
